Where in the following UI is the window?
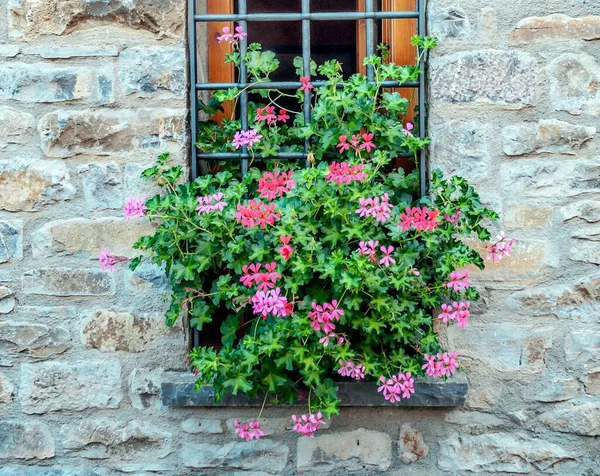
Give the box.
[189,0,426,347]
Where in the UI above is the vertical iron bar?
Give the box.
[417,0,426,198]
[189,0,199,182]
[301,0,311,168]
[365,0,375,82]
[239,0,249,175]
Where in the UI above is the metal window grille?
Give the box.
[188,0,427,347]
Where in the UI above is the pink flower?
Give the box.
[350,134,361,148]
[240,261,281,290]
[234,200,280,229]
[336,135,350,153]
[326,162,368,185]
[233,419,249,439]
[437,303,455,323]
[443,210,462,225]
[337,360,365,380]
[252,287,289,319]
[309,300,344,333]
[398,206,440,232]
[277,109,290,123]
[413,269,421,276]
[359,132,376,153]
[233,25,247,42]
[124,197,147,219]
[247,420,265,440]
[422,354,437,377]
[398,372,415,399]
[453,301,470,328]
[401,122,414,137]
[355,193,393,223]
[292,412,326,437]
[255,105,278,124]
[487,232,516,262]
[232,129,263,149]
[357,240,379,263]
[379,245,396,268]
[299,76,313,93]
[278,235,294,261]
[217,26,234,43]
[422,352,459,378]
[196,192,227,214]
[258,170,295,200]
[98,247,127,272]
[446,270,471,292]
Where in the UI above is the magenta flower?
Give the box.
[232,129,263,149]
[446,270,471,292]
[326,161,368,185]
[398,206,441,232]
[379,245,396,268]
[299,76,313,93]
[124,197,147,219]
[196,192,227,214]
[359,132,376,153]
[251,287,289,319]
[309,300,345,333]
[350,134,361,148]
[233,25,247,42]
[437,303,455,323]
[277,235,294,261]
[453,301,470,328]
[422,354,437,377]
[355,193,393,223]
[401,122,414,137]
[234,419,249,439]
[422,352,459,378]
[255,105,278,124]
[277,109,290,123]
[217,26,234,43]
[443,210,462,225]
[258,170,296,200]
[240,261,281,290]
[292,412,326,437]
[487,232,516,262]
[234,200,280,229]
[336,135,350,153]
[337,360,365,380]
[247,420,265,440]
[98,247,127,272]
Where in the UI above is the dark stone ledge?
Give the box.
[161,372,467,408]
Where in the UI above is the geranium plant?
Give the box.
[99,27,514,440]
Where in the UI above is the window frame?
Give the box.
[188,0,428,347]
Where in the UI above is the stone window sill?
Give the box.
[161,372,467,407]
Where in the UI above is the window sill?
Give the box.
[161,372,467,408]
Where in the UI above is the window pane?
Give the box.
[246,0,300,13]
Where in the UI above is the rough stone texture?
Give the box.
[398,424,428,464]
[502,119,596,156]
[512,14,600,41]
[0,373,14,404]
[562,200,600,223]
[296,429,392,472]
[82,311,175,352]
[0,321,72,357]
[182,418,224,434]
[430,50,537,105]
[0,421,55,460]
[564,328,600,364]
[22,268,115,296]
[0,221,23,263]
[78,163,123,210]
[0,107,35,149]
[129,367,164,410]
[522,377,581,403]
[20,360,122,413]
[582,368,600,395]
[39,109,185,158]
[0,467,110,476]
[119,47,186,98]
[62,419,172,459]
[429,7,470,40]
[538,402,600,436]
[182,441,289,473]
[438,432,580,473]
[0,287,16,314]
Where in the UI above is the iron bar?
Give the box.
[196,151,415,160]
[365,0,375,82]
[417,0,427,198]
[196,80,419,90]
[188,0,199,188]
[195,11,419,22]
[301,0,311,168]
[238,0,249,176]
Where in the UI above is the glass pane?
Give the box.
[246,0,300,13]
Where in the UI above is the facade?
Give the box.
[0,0,598,474]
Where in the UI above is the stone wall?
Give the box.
[0,0,598,474]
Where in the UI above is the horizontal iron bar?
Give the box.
[196,80,419,91]
[195,11,419,22]
[196,151,414,159]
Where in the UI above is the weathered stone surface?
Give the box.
[523,378,580,403]
[0,373,14,404]
[438,432,580,473]
[39,109,185,158]
[398,424,428,464]
[0,421,55,460]
[0,107,35,149]
[445,410,504,429]
[297,429,391,472]
[0,221,23,263]
[22,268,115,296]
[447,324,552,373]
[97,68,114,105]
[429,8,470,40]
[0,64,92,102]
[562,200,600,223]
[582,367,600,395]
[225,417,295,436]
[119,47,185,98]
[82,311,174,352]
[182,441,289,473]
[0,467,109,476]
[0,159,75,212]
[33,217,153,258]
[124,162,161,197]
[0,321,71,357]
[0,45,20,57]
[0,287,15,314]
[502,119,596,156]
[20,360,122,414]
[539,402,600,436]
[430,121,489,182]
[546,53,600,116]
[23,46,119,58]
[512,14,600,41]
[62,419,172,459]
[564,328,600,364]
[480,7,498,38]
[129,367,163,410]
[8,0,184,39]
[430,50,537,105]
[78,163,123,210]
[504,204,553,231]
[570,240,600,264]
[183,418,224,434]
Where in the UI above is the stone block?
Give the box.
[0,159,75,212]
[570,241,600,264]
[561,200,600,223]
[512,14,600,41]
[546,53,600,116]
[0,373,14,404]
[62,419,172,459]
[504,204,553,230]
[539,402,600,436]
[39,109,185,158]
[0,287,15,315]
[430,50,537,106]
[22,46,119,58]
[182,441,289,473]
[22,268,115,296]
[0,321,71,358]
[0,64,92,102]
[129,367,164,410]
[297,428,391,472]
[82,311,174,352]
[0,221,23,263]
[119,47,185,98]
[522,378,580,403]
[182,418,224,434]
[20,360,122,414]
[0,421,55,460]
[225,417,292,436]
[8,0,184,39]
[0,107,35,149]
[429,8,469,40]
[438,432,580,473]
[582,367,600,395]
[78,163,123,210]
[564,328,600,365]
[0,46,20,57]
[398,424,428,464]
[0,467,109,476]
[502,119,595,156]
